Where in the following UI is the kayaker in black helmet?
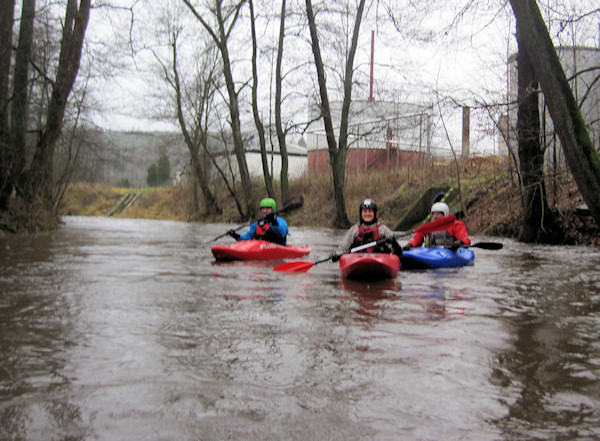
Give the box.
[227,198,289,245]
[330,198,402,261]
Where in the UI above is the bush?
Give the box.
[116,178,131,188]
[146,154,171,187]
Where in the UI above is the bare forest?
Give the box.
[1,0,599,244]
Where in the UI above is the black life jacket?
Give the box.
[253,220,286,245]
[425,230,456,248]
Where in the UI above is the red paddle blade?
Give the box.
[413,214,457,235]
[273,261,316,272]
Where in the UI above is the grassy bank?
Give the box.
[61,183,191,221]
[60,157,599,245]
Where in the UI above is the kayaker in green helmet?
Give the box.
[403,202,471,251]
[227,198,289,245]
[330,198,402,261]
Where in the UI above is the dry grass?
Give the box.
[288,157,508,229]
[61,160,509,229]
[124,187,190,221]
[60,156,599,245]
[61,182,122,216]
[60,182,190,220]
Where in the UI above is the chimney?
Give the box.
[369,30,374,101]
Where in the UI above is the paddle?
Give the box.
[462,242,503,250]
[273,214,458,273]
[272,239,390,273]
[201,195,304,246]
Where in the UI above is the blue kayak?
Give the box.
[400,247,475,270]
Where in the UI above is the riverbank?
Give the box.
[60,158,599,246]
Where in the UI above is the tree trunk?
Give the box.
[183,0,256,219]
[170,33,220,217]
[515,26,557,243]
[0,0,17,208]
[0,0,15,134]
[192,141,220,215]
[509,0,600,228]
[28,0,91,205]
[222,49,256,219]
[275,0,289,203]
[216,0,255,219]
[249,0,274,199]
[306,0,368,229]
[6,0,35,203]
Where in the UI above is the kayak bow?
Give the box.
[339,253,400,280]
[400,247,475,270]
[212,240,311,261]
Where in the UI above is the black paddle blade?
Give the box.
[280,195,304,213]
[470,242,503,250]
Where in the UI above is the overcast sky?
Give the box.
[84,0,598,155]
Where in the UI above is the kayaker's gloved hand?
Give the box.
[265,212,277,225]
[450,241,464,251]
[388,238,402,255]
[257,217,266,227]
[402,243,413,251]
[329,252,342,262]
[228,230,240,240]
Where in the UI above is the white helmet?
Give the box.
[431,202,449,217]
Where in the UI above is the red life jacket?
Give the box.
[253,219,286,245]
[255,221,271,237]
[351,224,380,252]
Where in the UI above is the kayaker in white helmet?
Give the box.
[330,199,402,261]
[228,198,289,245]
[403,202,471,250]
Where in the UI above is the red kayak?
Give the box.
[211,240,311,261]
[339,253,400,280]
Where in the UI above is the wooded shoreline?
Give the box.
[56,161,600,247]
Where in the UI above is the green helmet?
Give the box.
[260,198,276,211]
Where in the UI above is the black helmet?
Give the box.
[359,199,378,224]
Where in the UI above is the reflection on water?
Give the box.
[0,216,599,440]
[489,249,600,440]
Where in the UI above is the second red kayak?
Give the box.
[339,253,400,280]
[211,240,311,261]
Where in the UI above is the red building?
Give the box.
[306,100,433,175]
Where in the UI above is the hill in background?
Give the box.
[76,130,188,187]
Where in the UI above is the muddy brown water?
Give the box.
[1,216,599,440]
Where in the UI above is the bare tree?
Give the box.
[28,0,91,202]
[166,28,222,217]
[183,0,257,220]
[305,0,367,228]
[0,0,91,233]
[248,0,274,198]
[514,13,560,243]
[509,0,600,228]
[274,0,290,203]
[0,0,15,143]
[6,0,34,196]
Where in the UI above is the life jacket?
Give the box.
[253,219,286,245]
[350,224,381,252]
[425,230,457,248]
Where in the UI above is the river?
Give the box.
[1,216,599,440]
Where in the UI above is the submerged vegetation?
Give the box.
[59,157,600,247]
